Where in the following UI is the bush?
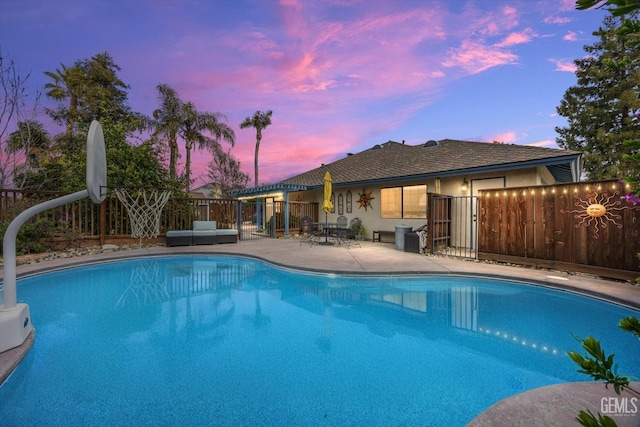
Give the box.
[0,218,57,255]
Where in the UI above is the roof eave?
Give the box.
[290,153,582,189]
[230,183,308,198]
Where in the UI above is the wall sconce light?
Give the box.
[461,179,468,193]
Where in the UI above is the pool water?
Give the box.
[0,255,638,426]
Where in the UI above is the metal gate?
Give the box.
[237,200,318,240]
[431,195,477,259]
[237,200,270,241]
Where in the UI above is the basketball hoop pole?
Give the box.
[0,120,106,354]
[2,191,88,308]
[0,190,88,352]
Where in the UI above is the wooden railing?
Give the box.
[0,189,321,247]
[0,189,246,246]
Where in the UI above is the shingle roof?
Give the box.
[280,139,582,188]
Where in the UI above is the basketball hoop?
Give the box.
[1,120,108,353]
[115,188,172,241]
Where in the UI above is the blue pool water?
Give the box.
[0,255,638,426]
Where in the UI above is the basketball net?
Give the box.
[114,188,172,241]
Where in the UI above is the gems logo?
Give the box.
[601,397,638,417]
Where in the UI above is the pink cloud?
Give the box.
[468,4,519,37]
[117,1,586,184]
[489,132,518,144]
[495,28,537,47]
[563,31,578,41]
[526,140,556,147]
[549,58,577,72]
[559,0,577,12]
[443,40,518,74]
[239,31,285,60]
[544,15,572,25]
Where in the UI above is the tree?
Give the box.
[555,13,640,180]
[240,110,272,186]
[577,0,640,16]
[37,53,172,192]
[8,120,50,166]
[151,84,182,181]
[565,6,640,426]
[8,120,51,188]
[0,50,42,189]
[149,84,182,179]
[576,0,640,201]
[207,148,250,197]
[74,52,131,126]
[44,63,82,141]
[45,52,143,153]
[179,102,235,193]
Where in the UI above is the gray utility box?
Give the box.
[394,225,413,251]
[404,232,420,253]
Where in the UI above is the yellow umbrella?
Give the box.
[322,171,333,214]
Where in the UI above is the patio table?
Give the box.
[313,222,339,245]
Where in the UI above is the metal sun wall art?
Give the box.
[561,190,638,239]
[357,189,374,211]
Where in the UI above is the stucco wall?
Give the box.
[290,167,549,239]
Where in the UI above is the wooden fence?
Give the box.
[2,181,639,280]
[0,189,321,247]
[477,180,640,281]
[0,189,243,247]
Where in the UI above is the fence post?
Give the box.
[99,200,106,246]
[236,201,242,240]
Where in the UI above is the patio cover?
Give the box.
[230,183,307,198]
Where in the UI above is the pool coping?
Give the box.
[1,239,639,425]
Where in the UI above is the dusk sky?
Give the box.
[0,0,608,187]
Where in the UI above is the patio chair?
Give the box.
[344,217,362,248]
[333,215,350,246]
[299,216,316,246]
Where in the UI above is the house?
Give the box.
[232,139,582,243]
[190,183,223,199]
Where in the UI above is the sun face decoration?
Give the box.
[561,190,638,238]
[357,189,374,211]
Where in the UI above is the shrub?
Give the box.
[0,218,56,255]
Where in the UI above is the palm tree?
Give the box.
[7,120,50,169]
[44,64,82,140]
[240,110,272,186]
[150,84,183,180]
[180,102,235,193]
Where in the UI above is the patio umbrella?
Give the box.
[321,171,333,244]
[322,171,333,215]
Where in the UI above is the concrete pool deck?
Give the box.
[1,238,639,426]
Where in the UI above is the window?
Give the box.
[381,185,427,219]
[403,185,427,218]
[381,188,401,218]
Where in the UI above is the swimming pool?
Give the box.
[1,255,638,426]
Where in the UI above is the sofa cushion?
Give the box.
[166,230,193,247]
[215,229,238,236]
[166,230,192,237]
[193,220,217,231]
[192,230,217,237]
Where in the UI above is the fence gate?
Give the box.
[237,201,268,241]
[431,195,477,259]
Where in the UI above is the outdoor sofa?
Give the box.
[166,220,238,246]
